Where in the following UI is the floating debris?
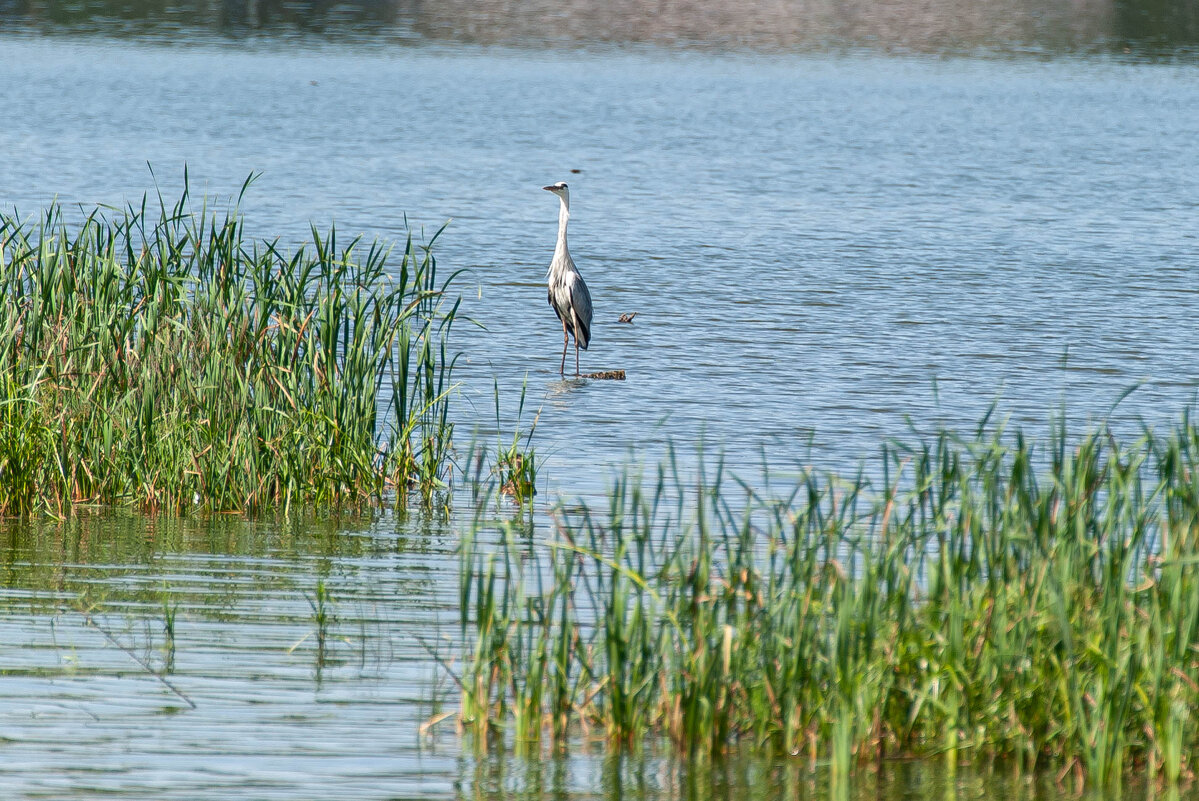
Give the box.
[617,312,637,323]
[582,370,625,380]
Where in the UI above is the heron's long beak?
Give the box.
[542,185,556,192]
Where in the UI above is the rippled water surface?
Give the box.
[0,513,1186,800]
[2,17,1198,799]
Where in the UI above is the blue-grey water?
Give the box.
[2,14,1198,800]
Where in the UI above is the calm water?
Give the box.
[2,13,1199,799]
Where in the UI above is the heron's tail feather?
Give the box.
[573,313,590,351]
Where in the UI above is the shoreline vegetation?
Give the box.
[0,177,458,515]
[458,417,1199,789]
[3,0,1196,57]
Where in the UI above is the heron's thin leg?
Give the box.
[574,337,580,377]
[560,319,568,375]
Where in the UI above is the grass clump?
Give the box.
[0,176,459,515]
[492,378,539,503]
[457,415,1199,788]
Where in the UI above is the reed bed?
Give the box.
[457,416,1199,788]
[0,179,458,515]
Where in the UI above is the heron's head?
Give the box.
[542,181,569,202]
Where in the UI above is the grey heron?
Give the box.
[543,181,593,377]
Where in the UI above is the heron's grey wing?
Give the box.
[570,273,593,350]
[548,272,572,332]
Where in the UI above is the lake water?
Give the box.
[2,6,1198,798]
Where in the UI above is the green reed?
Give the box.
[310,578,334,672]
[491,378,539,503]
[0,177,458,514]
[457,415,1199,787]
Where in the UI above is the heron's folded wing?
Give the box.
[570,274,593,350]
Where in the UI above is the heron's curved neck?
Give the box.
[554,198,570,258]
